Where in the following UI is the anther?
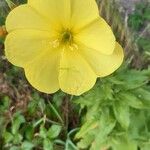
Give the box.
[51,39,60,48]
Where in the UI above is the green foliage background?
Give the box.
[0,0,150,150]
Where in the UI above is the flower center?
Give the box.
[61,31,73,44]
[51,30,78,50]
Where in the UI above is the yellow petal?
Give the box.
[5,30,54,67]
[70,0,99,30]
[24,49,61,93]
[79,42,124,77]
[75,17,115,55]
[6,4,51,32]
[28,0,71,29]
[59,49,97,96]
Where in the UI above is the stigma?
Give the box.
[51,29,78,50]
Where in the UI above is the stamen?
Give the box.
[69,45,74,51]
[51,39,60,48]
[72,44,78,50]
[51,30,78,50]
[69,44,78,51]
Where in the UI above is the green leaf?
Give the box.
[117,70,149,90]
[27,99,38,115]
[21,141,34,150]
[3,131,13,143]
[0,96,11,113]
[75,120,98,139]
[0,16,5,25]
[111,137,137,150]
[101,83,113,100]
[91,110,116,150]
[98,109,116,138]
[65,139,78,150]
[39,125,47,139]
[10,146,19,150]
[52,91,65,108]
[74,83,104,108]
[113,101,130,129]
[77,133,94,149]
[128,109,149,140]
[28,93,45,115]
[112,142,137,150]
[134,88,150,107]
[38,98,46,113]
[141,144,150,150]
[65,129,79,150]
[47,125,62,139]
[13,133,23,144]
[119,92,144,109]
[143,7,150,20]
[25,125,34,140]
[2,96,11,109]
[128,13,143,31]
[43,138,53,150]
[12,113,25,135]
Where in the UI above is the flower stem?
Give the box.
[48,100,64,125]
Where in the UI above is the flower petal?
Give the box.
[59,50,97,96]
[24,49,61,93]
[6,4,51,32]
[70,0,99,29]
[5,30,54,67]
[28,0,71,29]
[75,17,115,55]
[79,42,124,77]
[28,0,99,30]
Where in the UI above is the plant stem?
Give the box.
[48,100,64,125]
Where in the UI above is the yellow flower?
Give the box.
[5,0,124,95]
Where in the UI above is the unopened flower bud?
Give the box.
[0,26,7,38]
